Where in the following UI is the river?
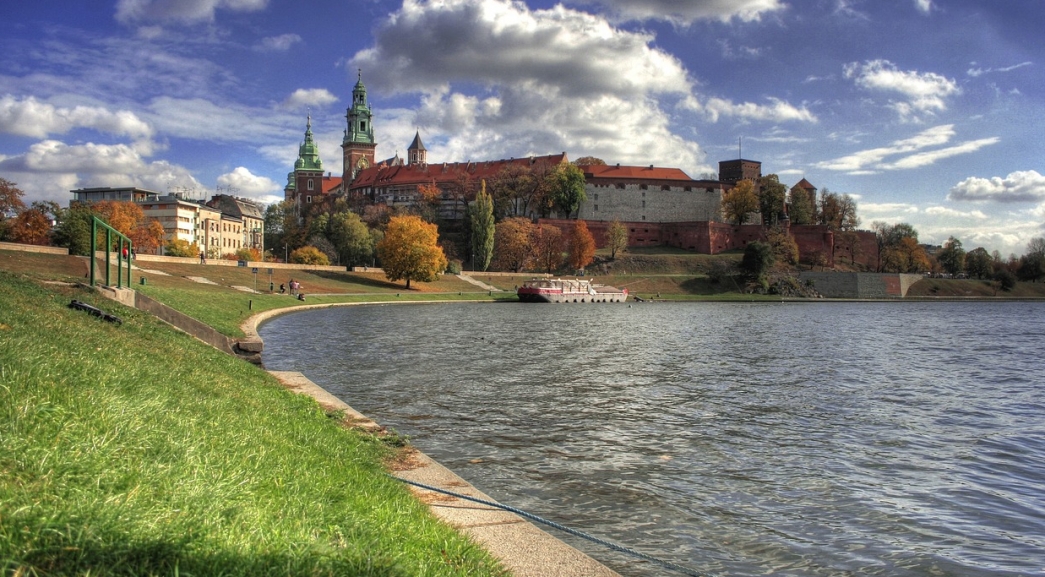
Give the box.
[260,301,1045,577]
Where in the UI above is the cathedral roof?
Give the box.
[349,153,568,190]
[408,131,426,151]
[579,164,712,185]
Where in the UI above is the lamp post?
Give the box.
[284,244,288,263]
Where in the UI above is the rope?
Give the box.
[390,475,708,577]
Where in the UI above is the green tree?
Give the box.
[493,217,535,272]
[759,174,788,227]
[819,190,859,231]
[740,241,775,283]
[376,215,448,288]
[606,219,628,259]
[52,202,94,256]
[788,184,815,225]
[470,181,495,271]
[873,221,924,272]
[165,238,199,258]
[327,210,373,267]
[547,163,587,219]
[965,247,993,279]
[290,245,330,266]
[567,220,596,272]
[1016,237,1045,282]
[572,156,606,166]
[937,236,966,276]
[722,179,759,225]
[765,226,798,266]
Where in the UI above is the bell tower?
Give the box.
[342,70,377,181]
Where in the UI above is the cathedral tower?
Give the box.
[407,130,427,165]
[285,114,324,205]
[342,71,377,181]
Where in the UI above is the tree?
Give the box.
[0,177,26,217]
[290,245,330,266]
[937,237,966,276]
[531,224,565,274]
[376,215,448,288]
[740,241,774,283]
[722,179,759,225]
[759,174,787,227]
[415,181,442,223]
[965,247,993,280]
[52,202,94,256]
[788,184,815,225]
[819,190,859,231]
[493,217,535,272]
[93,201,145,238]
[882,237,931,273]
[470,181,495,271]
[130,218,165,254]
[9,205,52,245]
[489,163,538,218]
[572,156,606,166]
[606,219,628,259]
[764,225,798,266]
[566,220,596,272]
[1016,237,1045,282]
[327,210,373,267]
[165,238,199,258]
[547,163,587,218]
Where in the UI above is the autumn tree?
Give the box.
[606,219,628,259]
[130,218,165,254]
[873,222,930,273]
[290,245,330,266]
[327,209,373,267]
[572,156,606,166]
[937,237,966,276]
[10,204,52,245]
[764,225,798,266]
[819,190,859,231]
[493,217,535,272]
[165,239,199,258]
[470,181,495,272]
[376,215,448,288]
[566,219,596,272]
[92,201,145,238]
[0,177,26,219]
[547,163,587,219]
[759,174,788,227]
[489,163,538,218]
[788,183,815,225]
[531,224,565,274]
[722,179,759,225]
[416,181,442,223]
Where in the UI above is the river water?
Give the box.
[260,301,1045,577]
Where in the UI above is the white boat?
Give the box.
[517,278,628,303]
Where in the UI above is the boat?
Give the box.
[517,278,629,303]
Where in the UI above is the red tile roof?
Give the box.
[794,178,816,191]
[348,153,567,191]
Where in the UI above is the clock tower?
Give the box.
[342,70,377,181]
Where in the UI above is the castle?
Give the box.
[284,74,878,269]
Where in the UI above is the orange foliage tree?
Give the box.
[376,215,448,288]
[532,224,564,274]
[567,219,596,271]
[10,206,52,245]
[129,218,165,254]
[493,217,535,272]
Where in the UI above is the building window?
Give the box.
[361,121,366,131]
[617,183,625,189]
[307,179,314,190]
[640,184,648,190]
[594,204,599,211]
[306,196,312,203]
[662,185,670,191]
[642,201,646,208]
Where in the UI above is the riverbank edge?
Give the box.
[247,303,620,577]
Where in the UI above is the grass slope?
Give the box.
[0,271,506,576]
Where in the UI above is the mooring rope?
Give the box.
[390,475,708,577]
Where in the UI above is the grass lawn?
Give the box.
[0,271,507,576]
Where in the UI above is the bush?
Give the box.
[289,246,330,266]
[740,241,774,282]
[994,268,1017,292]
[446,259,462,274]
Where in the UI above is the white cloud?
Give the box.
[0,95,154,141]
[966,61,1033,77]
[948,170,1045,203]
[861,202,920,215]
[217,166,282,203]
[698,96,817,123]
[115,0,269,25]
[257,33,302,52]
[282,89,339,110]
[816,125,997,173]
[573,0,787,24]
[844,59,960,120]
[914,0,932,14]
[923,206,988,220]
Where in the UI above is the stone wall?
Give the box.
[579,183,723,223]
[0,241,69,255]
[798,272,922,298]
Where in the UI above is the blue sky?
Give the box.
[1,0,1042,255]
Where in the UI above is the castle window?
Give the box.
[594,204,599,211]
[616,183,625,189]
[640,184,648,190]
[662,185,670,191]
[307,179,314,190]
[361,121,366,131]
[684,187,692,192]
[306,196,312,203]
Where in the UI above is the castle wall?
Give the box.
[578,183,723,223]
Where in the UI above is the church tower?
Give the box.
[407,130,427,165]
[342,71,377,181]
[285,114,324,205]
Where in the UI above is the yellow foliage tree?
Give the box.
[376,215,448,288]
[722,179,759,225]
[567,219,596,271]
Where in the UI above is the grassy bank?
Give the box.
[0,271,506,576]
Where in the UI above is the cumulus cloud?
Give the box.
[923,206,988,219]
[256,33,302,52]
[282,89,339,110]
[0,95,154,141]
[217,166,282,202]
[570,0,787,24]
[115,0,269,25]
[816,124,998,173]
[948,170,1045,203]
[914,0,932,14]
[844,59,960,120]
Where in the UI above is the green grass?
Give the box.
[0,271,507,576]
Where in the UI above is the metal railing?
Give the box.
[90,216,132,288]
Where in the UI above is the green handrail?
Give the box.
[90,216,133,288]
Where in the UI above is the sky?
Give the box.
[1,0,1043,256]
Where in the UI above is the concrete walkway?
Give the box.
[457,274,503,292]
[268,371,619,577]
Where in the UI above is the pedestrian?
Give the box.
[199,251,206,264]
[279,283,285,294]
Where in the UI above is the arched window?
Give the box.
[307,179,314,190]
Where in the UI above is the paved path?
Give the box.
[457,274,503,292]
